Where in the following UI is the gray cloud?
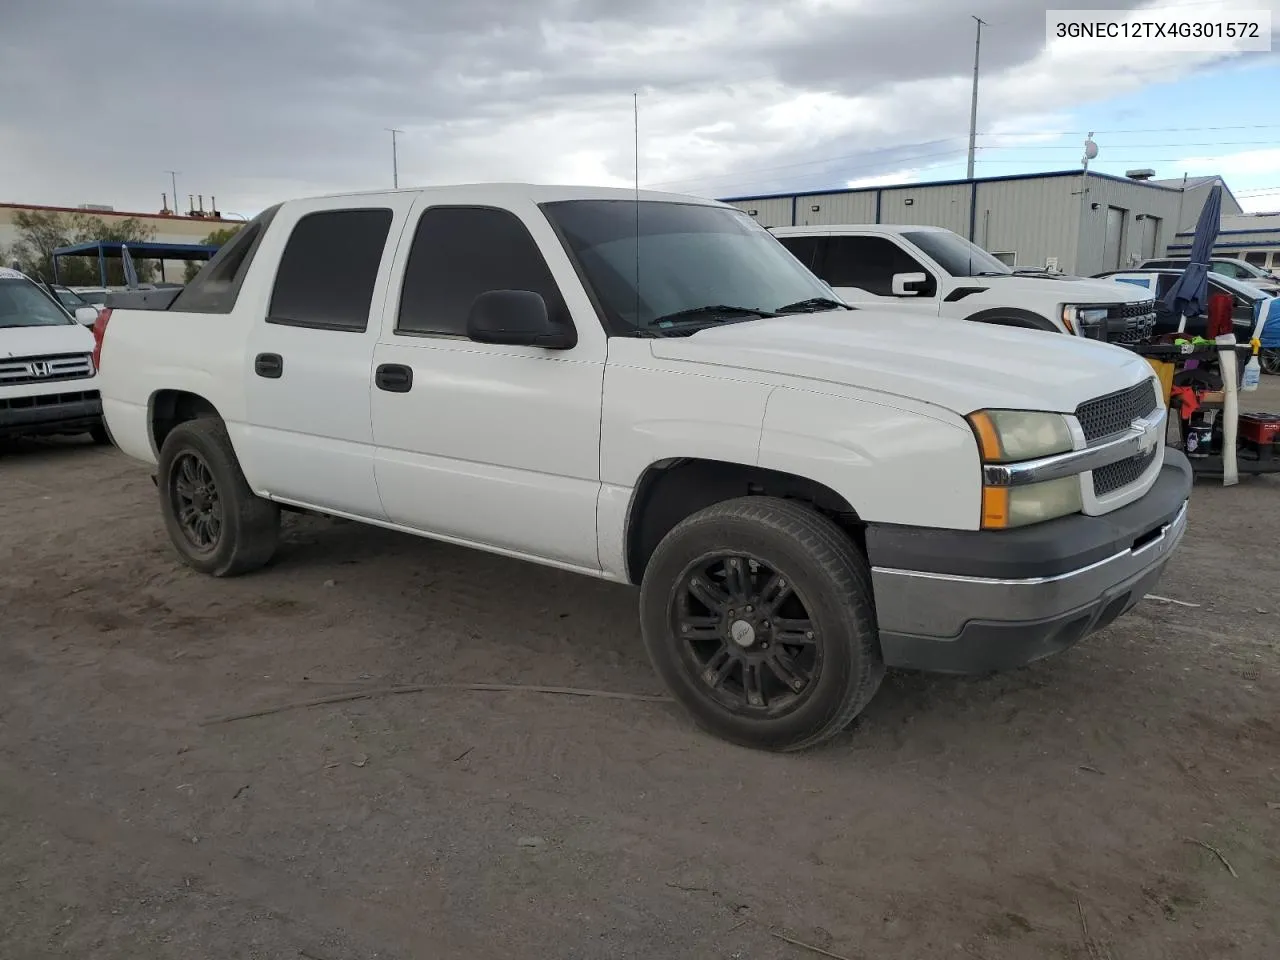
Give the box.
[0,0,1240,214]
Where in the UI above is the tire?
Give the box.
[89,423,111,445]
[157,417,280,577]
[1261,349,1280,376]
[639,496,884,752]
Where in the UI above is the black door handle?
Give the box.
[254,353,283,378]
[375,363,413,393]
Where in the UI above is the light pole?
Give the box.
[387,128,403,188]
[1076,133,1098,274]
[966,16,986,180]
[165,170,180,213]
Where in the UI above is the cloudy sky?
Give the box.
[2,0,1278,217]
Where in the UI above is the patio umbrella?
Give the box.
[121,243,139,288]
[1163,183,1222,333]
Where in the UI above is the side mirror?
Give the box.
[74,306,99,325]
[891,272,927,296]
[465,290,576,349]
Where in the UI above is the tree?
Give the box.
[9,209,156,285]
[185,224,243,282]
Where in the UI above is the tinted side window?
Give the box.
[777,236,822,271]
[397,206,568,337]
[266,208,392,332]
[820,236,936,297]
[170,204,281,314]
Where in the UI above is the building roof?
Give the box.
[0,201,235,224]
[718,168,1199,203]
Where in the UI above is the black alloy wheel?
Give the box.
[170,451,223,552]
[672,554,821,718]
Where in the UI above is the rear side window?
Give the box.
[267,208,392,332]
[396,206,567,337]
[170,204,280,314]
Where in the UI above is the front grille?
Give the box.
[1075,381,1159,444]
[1093,446,1158,496]
[1109,300,1157,345]
[1111,299,1156,320]
[0,389,100,411]
[0,352,94,386]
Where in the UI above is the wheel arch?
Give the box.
[624,457,864,585]
[963,306,1060,333]
[149,389,224,459]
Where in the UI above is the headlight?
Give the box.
[967,410,1081,529]
[968,410,1073,462]
[1061,304,1109,334]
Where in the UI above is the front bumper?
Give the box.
[0,390,102,439]
[866,451,1192,674]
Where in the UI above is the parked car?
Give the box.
[0,267,108,443]
[1094,268,1271,341]
[1140,257,1280,292]
[48,284,104,322]
[770,224,1157,343]
[69,287,111,306]
[94,185,1191,751]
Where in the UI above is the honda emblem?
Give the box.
[28,360,52,378]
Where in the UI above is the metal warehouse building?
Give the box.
[1167,210,1280,274]
[721,170,1243,277]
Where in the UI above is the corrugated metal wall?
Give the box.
[725,197,792,227]
[792,191,877,226]
[721,173,1227,275]
[878,184,971,234]
[973,177,1078,272]
[1076,177,1183,275]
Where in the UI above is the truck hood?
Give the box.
[971,274,1154,303]
[649,310,1154,415]
[0,323,95,359]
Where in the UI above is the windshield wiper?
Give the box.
[775,297,851,313]
[650,304,778,325]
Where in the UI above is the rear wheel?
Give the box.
[1261,348,1280,375]
[157,418,279,576]
[639,496,884,751]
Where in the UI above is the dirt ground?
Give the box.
[2,386,1279,960]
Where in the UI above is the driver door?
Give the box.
[814,235,941,316]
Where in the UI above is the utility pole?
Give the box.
[966,16,985,180]
[165,170,180,213]
[387,128,402,189]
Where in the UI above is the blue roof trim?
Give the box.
[1167,240,1280,250]
[719,168,1186,203]
[1173,226,1280,237]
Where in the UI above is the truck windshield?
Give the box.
[0,278,75,328]
[541,199,840,334]
[900,230,1012,278]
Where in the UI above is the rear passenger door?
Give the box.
[369,195,608,571]
[240,196,413,519]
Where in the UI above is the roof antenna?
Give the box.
[634,91,641,330]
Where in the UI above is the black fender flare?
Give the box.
[963,307,1060,333]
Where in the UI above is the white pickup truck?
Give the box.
[1,267,108,444]
[95,185,1191,751]
[771,224,1158,343]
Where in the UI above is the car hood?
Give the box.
[975,274,1155,303]
[0,322,95,359]
[649,310,1155,415]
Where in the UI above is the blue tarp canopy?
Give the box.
[51,240,220,285]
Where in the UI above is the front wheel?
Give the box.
[157,418,280,577]
[1261,348,1280,376]
[639,497,884,751]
